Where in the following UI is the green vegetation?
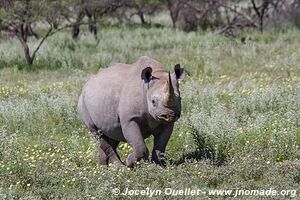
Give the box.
[0,25,300,199]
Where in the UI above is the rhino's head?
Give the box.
[141,64,186,124]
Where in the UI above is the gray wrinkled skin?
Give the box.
[78,56,186,167]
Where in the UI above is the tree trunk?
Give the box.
[166,0,177,28]
[251,0,269,33]
[21,38,33,65]
[260,16,264,33]
[16,33,33,65]
[72,11,85,39]
[138,11,146,24]
[21,41,33,65]
[87,14,97,39]
[24,50,33,65]
[170,10,177,28]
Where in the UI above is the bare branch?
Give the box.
[219,3,258,28]
[251,0,261,17]
[31,26,53,62]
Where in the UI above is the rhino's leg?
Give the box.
[98,143,108,166]
[151,124,174,166]
[98,135,123,166]
[103,135,123,165]
[122,121,149,167]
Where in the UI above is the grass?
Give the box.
[0,25,300,199]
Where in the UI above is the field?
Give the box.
[0,25,300,199]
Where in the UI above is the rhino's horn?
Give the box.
[165,72,176,107]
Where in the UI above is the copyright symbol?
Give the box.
[112,188,120,196]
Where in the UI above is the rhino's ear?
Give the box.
[141,66,152,83]
[173,64,186,80]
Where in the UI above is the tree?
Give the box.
[132,0,164,24]
[174,0,223,31]
[71,0,123,39]
[217,0,259,36]
[117,0,163,25]
[250,0,271,32]
[165,0,186,28]
[0,0,70,65]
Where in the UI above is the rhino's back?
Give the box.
[79,63,133,141]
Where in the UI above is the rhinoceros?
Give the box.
[78,56,186,167]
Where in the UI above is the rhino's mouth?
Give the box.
[156,113,178,123]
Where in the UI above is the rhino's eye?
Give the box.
[152,99,157,106]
